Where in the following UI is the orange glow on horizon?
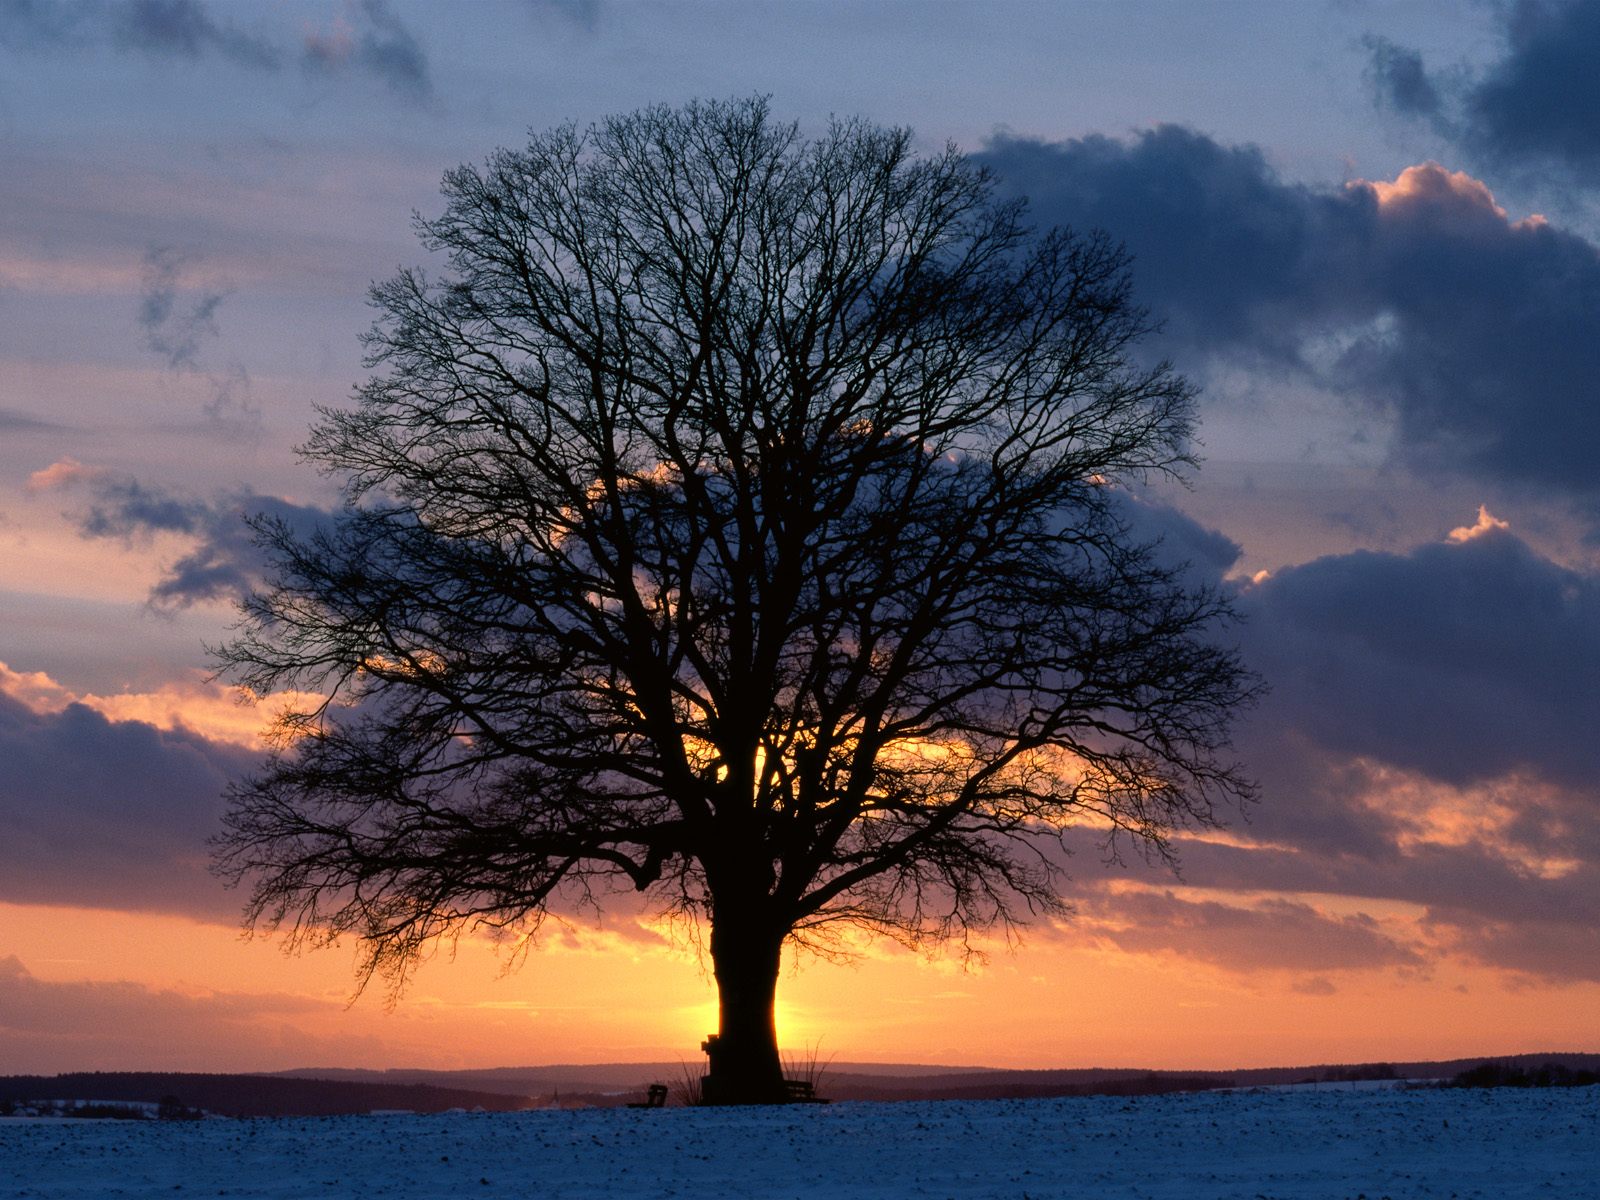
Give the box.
[1,900,1595,1077]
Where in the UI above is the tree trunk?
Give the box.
[701,915,786,1105]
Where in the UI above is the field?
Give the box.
[2,1085,1594,1199]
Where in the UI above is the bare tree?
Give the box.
[214,98,1256,1105]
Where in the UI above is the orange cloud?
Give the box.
[1447,505,1510,543]
[25,457,104,494]
[0,659,315,749]
[1363,162,1506,220]
[0,662,73,710]
[1350,757,1583,881]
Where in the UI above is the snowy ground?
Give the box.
[2,1086,1595,1199]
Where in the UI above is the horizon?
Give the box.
[4,0,1600,1077]
[237,1049,1600,1078]
[15,1047,1600,1086]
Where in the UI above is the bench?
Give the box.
[626,1083,668,1109]
[783,1079,827,1104]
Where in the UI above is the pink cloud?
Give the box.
[24,457,104,494]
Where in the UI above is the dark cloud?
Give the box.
[1241,522,1600,789]
[198,361,257,429]
[1081,889,1423,974]
[1361,34,1445,122]
[1092,781,1600,984]
[1466,0,1600,170]
[1222,730,1404,866]
[79,477,209,537]
[0,0,431,101]
[0,408,61,431]
[1291,976,1337,996]
[0,0,279,66]
[1365,1,1600,181]
[303,0,431,100]
[135,246,258,430]
[1440,912,1600,984]
[978,129,1600,511]
[1232,521,1600,903]
[526,0,599,30]
[0,691,251,919]
[109,0,280,68]
[75,476,332,606]
[1173,810,1600,939]
[1037,507,1600,985]
[980,127,1329,361]
[1111,487,1242,584]
[138,246,225,371]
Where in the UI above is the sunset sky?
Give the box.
[4,0,1599,1076]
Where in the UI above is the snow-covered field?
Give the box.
[3,1086,1595,1199]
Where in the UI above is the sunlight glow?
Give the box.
[1447,505,1510,543]
[1364,163,1506,219]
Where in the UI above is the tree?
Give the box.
[214,97,1257,1105]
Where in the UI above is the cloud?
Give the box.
[1364,1,1600,181]
[303,0,431,100]
[135,246,257,429]
[1465,0,1600,170]
[1100,790,1600,984]
[109,0,280,68]
[1034,514,1600,986]
[980,127,1325,362]
[71,475,333,606]
[1230,515,1600,893]
[1032,494,1593,986]
[1,659,309,749]
[1441,913,1600,984]
[0,408,62,431]
[79,476,212,537]
[1291,976,1337,996]
[1111,487,1242,584]
[138,246,227,371]
[0,0,279,67]
[0,0,432,105]
[978,129,1600,512]
[0,662,74,711]
[0,685,252,919]
[525,0,599,31]
[1078,889,1425,974]
[1361,34,1446,123]
[1239,518,1600,789]
[1445,504,1511,543]
[24,456,102,493]
[0,660,679,950]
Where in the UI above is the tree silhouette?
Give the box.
[214,98,1256,1105]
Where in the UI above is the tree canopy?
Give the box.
[215,97,1257,1104]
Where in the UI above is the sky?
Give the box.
[2,0,1599,1076]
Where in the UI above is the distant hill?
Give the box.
[0,1072,531,1117]
[275,1052,1600,1105]
[8,1053,1596,1116]
[272,1060,996,1092]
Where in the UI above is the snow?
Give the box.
[2,1086,1595,1198]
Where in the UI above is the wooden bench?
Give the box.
[626,1083,668,1109]
[783,1079,827,1104]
